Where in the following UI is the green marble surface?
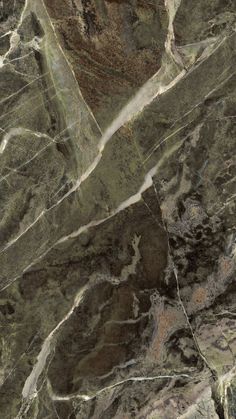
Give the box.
[0,1,236,418]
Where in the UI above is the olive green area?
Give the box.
[1,0,236,418]
[174,0,236,44]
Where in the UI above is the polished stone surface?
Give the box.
[0,1,236,418]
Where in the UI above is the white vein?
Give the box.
[22,286,87,400]
[50,373,191,402]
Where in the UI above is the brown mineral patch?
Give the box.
[149,307,184,362]
[219,256,234,277]
[190,287,208,307]
[44,0,168,126]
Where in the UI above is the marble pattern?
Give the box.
[0,0,236,418]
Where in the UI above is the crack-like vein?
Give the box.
[49,373,191,402]
[0,135,184,290]
[164,0,184,68]
[151,180,218,378]
[173,266,217,378]
[1,18,226,261]
[22,285,87,401]
[143,66,236,164]
[0,72,49,105]
[0,84,55,124]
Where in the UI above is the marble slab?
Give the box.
[0,1,236,418]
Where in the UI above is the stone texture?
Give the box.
[0,1,236,418]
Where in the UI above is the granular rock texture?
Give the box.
[0,1,236,418]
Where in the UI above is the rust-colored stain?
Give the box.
[190,286,208,307]
[149,307,182,361]
[219,256,233,277]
